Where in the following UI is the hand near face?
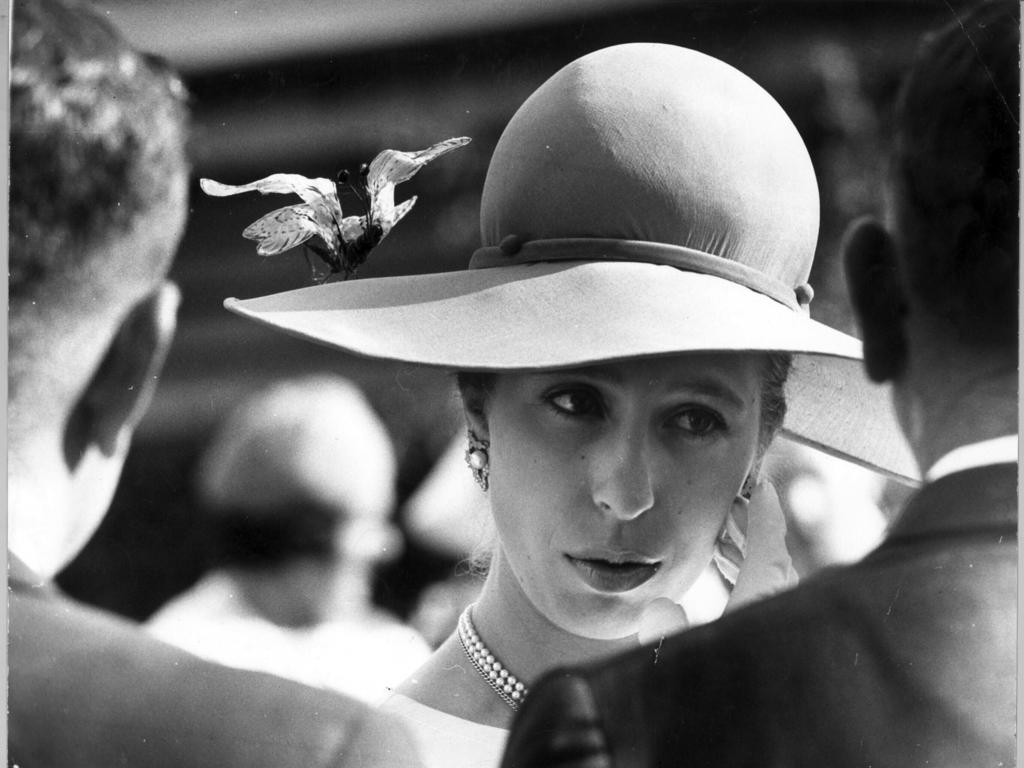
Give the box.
[636,482,796,645]
[637,597,690,644]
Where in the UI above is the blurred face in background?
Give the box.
[475,353,765,640]
[232,497,400,628]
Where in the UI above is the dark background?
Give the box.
[58,0,957,621]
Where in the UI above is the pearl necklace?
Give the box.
[457,606,528,711]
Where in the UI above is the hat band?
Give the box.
[470,237,810,312]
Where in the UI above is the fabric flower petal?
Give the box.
[200,174,340,210]
[366,136,471,191]
[364,136,468,236]
[243,204,325,256]
[202,174,344,253]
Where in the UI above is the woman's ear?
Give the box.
[457,376,491,441]
[842,217,909,383]
[65,282,180,466]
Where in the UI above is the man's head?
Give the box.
[844,1,1018,459]
[9,0,190,577]
[196,376,401,626]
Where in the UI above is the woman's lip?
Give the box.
[569,549,660,565]
[565,555,661,593]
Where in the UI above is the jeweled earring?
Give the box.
[464,431,490,491]
[712,498,748,587]
[740,472,756,500]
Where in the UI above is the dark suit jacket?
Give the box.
[9,555,421,768]
[501,463,1017,768]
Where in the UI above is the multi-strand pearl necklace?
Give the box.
[457,606,528,711]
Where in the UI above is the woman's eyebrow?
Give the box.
[532,366,625,384]
[662,377,747,409]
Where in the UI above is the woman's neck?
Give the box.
[471,549,637,685]
[392,547,642,728]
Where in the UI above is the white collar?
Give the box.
[924,434,1018,483]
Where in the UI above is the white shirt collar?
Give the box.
[924,434,1019,483]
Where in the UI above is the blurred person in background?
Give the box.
[147,375,431,702]
[501,3,1017,766]
[402,435,489,647]
[763,441,891,577]
[7,1,420,765]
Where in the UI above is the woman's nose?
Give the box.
[589,430,656,521]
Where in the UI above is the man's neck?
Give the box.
[900,363,1017,475]
[8,437,121,581]
[8,475,73,581]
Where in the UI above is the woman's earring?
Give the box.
[712,500,748,587]
[740,472,756,500]
[464,431,490,491]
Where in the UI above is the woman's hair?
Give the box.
[758,353,791,450]
[457,352,792,450]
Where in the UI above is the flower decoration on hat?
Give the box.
[200,136,471,283]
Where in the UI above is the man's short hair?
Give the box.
[10,0,189,307]
[9,0,190,413]
[891,0,1019,347]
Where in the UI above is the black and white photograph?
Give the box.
[7,0,1018,766]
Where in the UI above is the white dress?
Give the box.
[379,694,508,768]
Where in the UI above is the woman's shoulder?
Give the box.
[380,693,508,768]
[381,692,507,737]
[393,634,502,719]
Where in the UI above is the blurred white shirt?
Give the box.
[146,570,431,704]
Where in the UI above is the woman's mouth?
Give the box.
[565,554,661,593]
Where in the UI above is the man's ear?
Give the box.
[66,283,180,466]
[842,217,909,383]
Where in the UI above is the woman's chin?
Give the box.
[539,577,708,642]
[544,593,655,642]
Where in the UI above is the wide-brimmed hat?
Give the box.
[225,43,917,481]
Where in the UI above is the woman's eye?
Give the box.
[672,407,725,436]
[547,389,602,417]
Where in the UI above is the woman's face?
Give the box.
[478,353,764,640]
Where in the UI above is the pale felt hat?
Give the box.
[225,43,917,482]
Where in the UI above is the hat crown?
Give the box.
[480,43,819,291]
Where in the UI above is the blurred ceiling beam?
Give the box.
[92,0,667,72]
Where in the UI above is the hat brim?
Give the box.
[226,261,918,482]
